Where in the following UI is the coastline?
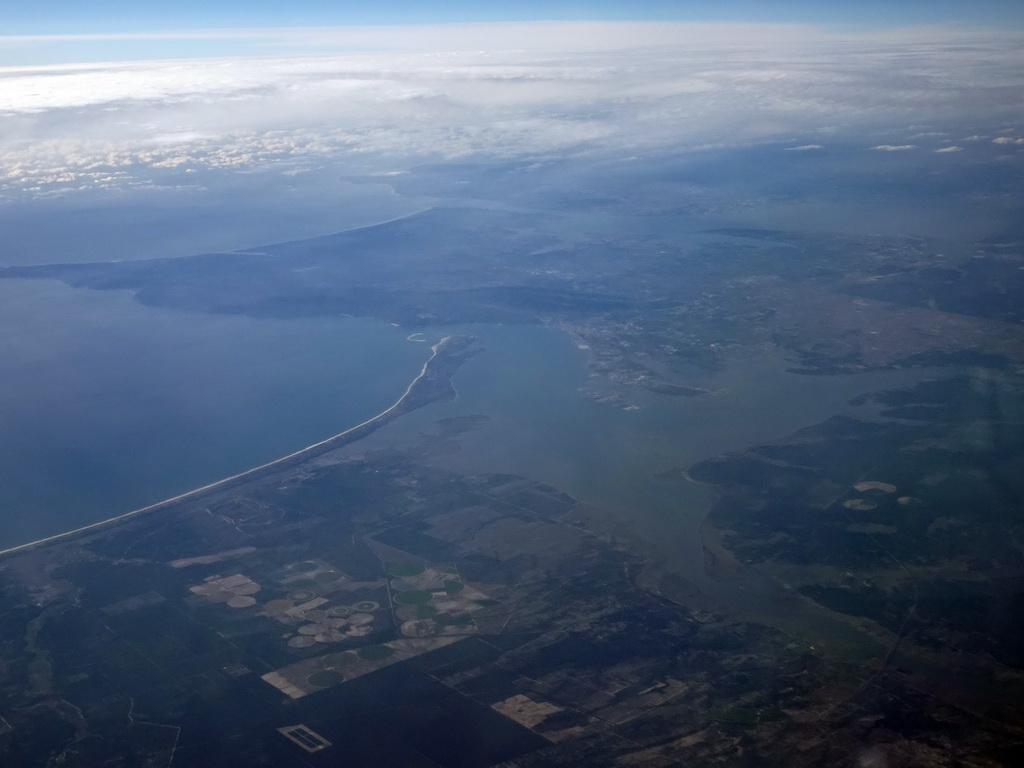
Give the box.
[0,334,476,559]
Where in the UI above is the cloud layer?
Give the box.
[1,22,1022,199]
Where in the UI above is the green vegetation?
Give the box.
[443,579,464,595]
[358,645,396,662]
[395,590,433,605]
[476,599,500,607]
[388,562,426,578]
[416,604,438,619]
[323,652,357,668]
[307,670,344,688]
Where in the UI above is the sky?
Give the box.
[5,1,1024,34]
[2,1,1023,66]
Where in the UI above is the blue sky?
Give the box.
[5,0,1024,35]
[4,0,1021,67]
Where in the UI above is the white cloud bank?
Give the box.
[1,21,1022,198]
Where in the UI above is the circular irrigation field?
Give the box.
[394,590,432,606]
[358,645,395,662]
[324,652,358,669]
[307,670,344,688]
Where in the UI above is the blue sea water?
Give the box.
[0,278,430,547]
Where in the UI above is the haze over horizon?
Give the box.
[3,0,1023,65]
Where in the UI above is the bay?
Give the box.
[0,278,429,548]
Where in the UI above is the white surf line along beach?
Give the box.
[0,336,453,559]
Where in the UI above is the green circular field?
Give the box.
[416,604,438,619]
[353,600,379,612]
[388,562,426,578]
[358,645,395,662]
[307,670,344,688]
[323,652,358,669]
[287,589,316,602]
[394,590,432,605]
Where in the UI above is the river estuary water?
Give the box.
[352,324,932,594]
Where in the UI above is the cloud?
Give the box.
[935,146,962,152]
[992,136,1024,144]
[870,145,916,151]
[146,132,218,145]
[1,21,1023,199]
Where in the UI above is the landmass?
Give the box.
[4,202,1023,399]
[1,365,1022,766]
[0,334,480,559]
[2,161,1024,765]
